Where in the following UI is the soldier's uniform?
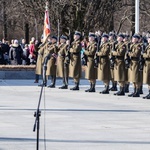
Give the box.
[112,34,126,96]
[56,35,69,89]
[139,41,144,94]
[69,31,82,90]
[128,35,142,97]
[109,33,118,91]
[143,42,150,99]
[123,36,131,93]
[97,34,110,94]
[84,33,97,92]
[43,36,58,88]
[36,42,48,76]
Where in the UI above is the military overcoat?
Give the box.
[84,41,97,80]
[56,43,69,77]
[112,42,126,82]
[128,43,142,82]
[69,40,82,79]
[43,43,58,76]
[143,44,150,84]
[97,42,110,81]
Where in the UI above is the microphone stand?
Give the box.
[33,56,49,150]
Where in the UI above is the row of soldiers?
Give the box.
[35,31,150,99]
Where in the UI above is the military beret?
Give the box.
[60,35,67,40]
[109,32,115,36]
[102,34,109,38]
[51,35,57,40]
[124,34,130,38]
[118,34,125,39]
[89,33,95,37]
[132,34,140,39]
[74,31,81,36]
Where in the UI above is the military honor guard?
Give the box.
[128,34,142,97]
[84,33,97,92]
[108,33,118,91]
[56,35,69,89]
[123,34,131,93]
[36,35,51,86]
[112,34,126,96]
[97,34,111,94]
[143,36,150,99]
[69,31,82,90]
[43,35,58,88]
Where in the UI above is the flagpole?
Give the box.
[135,0,139,33]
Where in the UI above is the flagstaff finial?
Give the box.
[45,1,49,10]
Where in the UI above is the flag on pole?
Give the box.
[43,2,51,42]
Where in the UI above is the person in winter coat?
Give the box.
[9,40,23,65]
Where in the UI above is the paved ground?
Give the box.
[0,79,150,150]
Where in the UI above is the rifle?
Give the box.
[139,43,147,71]
[94,35,101,68]
[110,41,117,69]
[125,42,131,69]
[65,29,71,65]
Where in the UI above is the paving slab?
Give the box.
[0,79,150,150]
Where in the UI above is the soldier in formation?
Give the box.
[128,34,142,97]
[84,33,97,92]
[69,31,82,90]
[112,34,126,96]
[143,36,150,99]
[97,34,110,94]
[56,35,69,89]
[35,31,150,99]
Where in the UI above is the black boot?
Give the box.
[47,75,56,88]
[125,84,129,93]
[132,88,140,97]
[128,88,136,97]
[59,78,68,89]
[85,83,92,92]
[139,86,143,94]
[100,86,109,94]
[143,90,150,99]
[115,87,125,96]
[89,83,96,92]
[109,82,117,91]
[70,82,79,91]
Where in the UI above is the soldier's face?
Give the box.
[117,37,123,42]
[74,35,80,40]
[132,38,138,43]
[101,37,107,42]
[60,39,66,43]
[109,36,113,40]
[51,39,57,43]
[89,36,94,42]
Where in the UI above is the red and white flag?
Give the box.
[43,3,51,42]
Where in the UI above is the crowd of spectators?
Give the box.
[0,37,41,65]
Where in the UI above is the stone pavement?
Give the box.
[0,79,150,150]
